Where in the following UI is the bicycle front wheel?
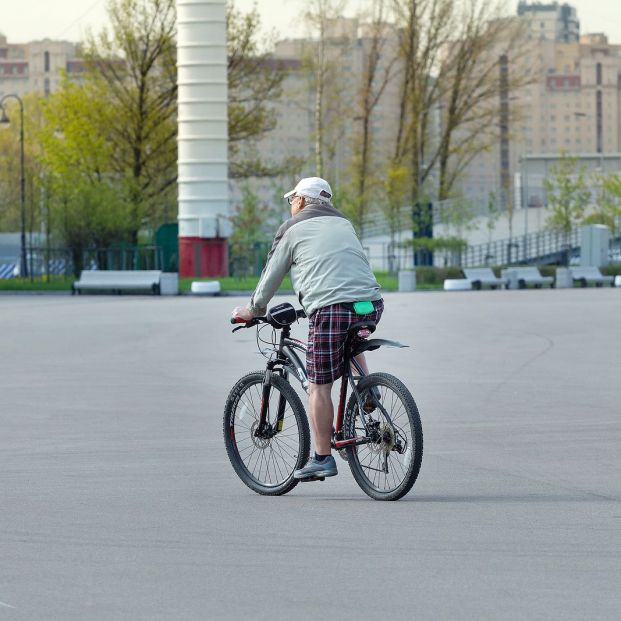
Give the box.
[223,371,310,496]
[344,372,423,501]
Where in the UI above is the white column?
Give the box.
[177,0,229,241]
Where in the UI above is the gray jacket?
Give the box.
[249,203,381,316]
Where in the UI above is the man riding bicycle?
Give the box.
[232,177,383,481]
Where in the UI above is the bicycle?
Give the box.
[223,302,423,501]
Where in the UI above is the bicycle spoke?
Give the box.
[347,377,419,497]
[230,378,303,488]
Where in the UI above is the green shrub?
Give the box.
[400,266,463,285]
[601,264,621,277]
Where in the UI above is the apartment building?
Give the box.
[230,17,406,217]
[0,33,83,99]
[517,1,579,43]
[458,3,621,212]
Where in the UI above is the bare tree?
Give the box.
[347,1,400,235]
[390,0,454,204]
[435,8,529,202]
[302,0,350,178]
[388,0,531,215]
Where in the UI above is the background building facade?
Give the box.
[458,4,621,213]
[0,33,83,99]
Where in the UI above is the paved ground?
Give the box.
[0,289,620,620]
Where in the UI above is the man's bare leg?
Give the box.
[353,353,369,375]
[308,382,334,455]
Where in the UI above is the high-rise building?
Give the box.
[229,18,408,219]
[517,1,580,42]
[456,4,621,215]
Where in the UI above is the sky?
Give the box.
[1,0,621,45]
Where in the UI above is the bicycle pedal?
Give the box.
[299,475,325,482]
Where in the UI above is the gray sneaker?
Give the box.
[294,456,338,481]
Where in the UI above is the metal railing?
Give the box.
[1,245,166,279]
[461,229,581,267]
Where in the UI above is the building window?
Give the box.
[44,78,50,96]
[596,62,602,85]
[44,50,50,73]
[596,90,603,153]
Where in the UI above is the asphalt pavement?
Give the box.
[0,288,620,620]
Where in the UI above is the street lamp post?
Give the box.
[519,156,529,262]
[0,94,28,278]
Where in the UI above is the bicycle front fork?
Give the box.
[256,369,287,438]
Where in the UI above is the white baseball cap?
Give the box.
[284,177,333,200]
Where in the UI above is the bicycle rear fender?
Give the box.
[351,338,408,356]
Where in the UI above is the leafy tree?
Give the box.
[484,190,500,263]
[52,179,134,274]
[0,105,22,231]
[40,82,137,272]
[227,1,288,177]
[583,173,621,237]
[83,0,178,235]
[544,155,590,265]
[0,94,47,237]
[485,191,499,243]
[381,163,409,266]
[228,185,276,276]
[436,193,477,240]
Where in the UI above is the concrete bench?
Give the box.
[72,270,163,295]
[191,281,221,296]
[570,267,614,287]
[463,268,507,290]
[444,279,472,291]
[501,267,554,289]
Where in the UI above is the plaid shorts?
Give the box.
[306,299,384,385]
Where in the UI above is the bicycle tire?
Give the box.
[344,372,423,501]
[223,371,310,496]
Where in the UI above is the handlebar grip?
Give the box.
[230,316,247,324]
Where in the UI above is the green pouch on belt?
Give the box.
[353,300,374,315]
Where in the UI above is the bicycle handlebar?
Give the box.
[230,308,306,331]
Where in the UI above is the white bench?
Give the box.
[443,279,472,291]
[501,267,554,289]
[570,267,614,287]
[463,268,507,290]
[72,270,163,295]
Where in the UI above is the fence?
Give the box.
[1,245,166,280]
[228,241,270,278]
[1,242,268,280]
[3,231,615,280]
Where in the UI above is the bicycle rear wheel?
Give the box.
[344,372,423,501]
[223,371,310,496]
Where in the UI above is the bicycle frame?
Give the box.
[255,322,388,452]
